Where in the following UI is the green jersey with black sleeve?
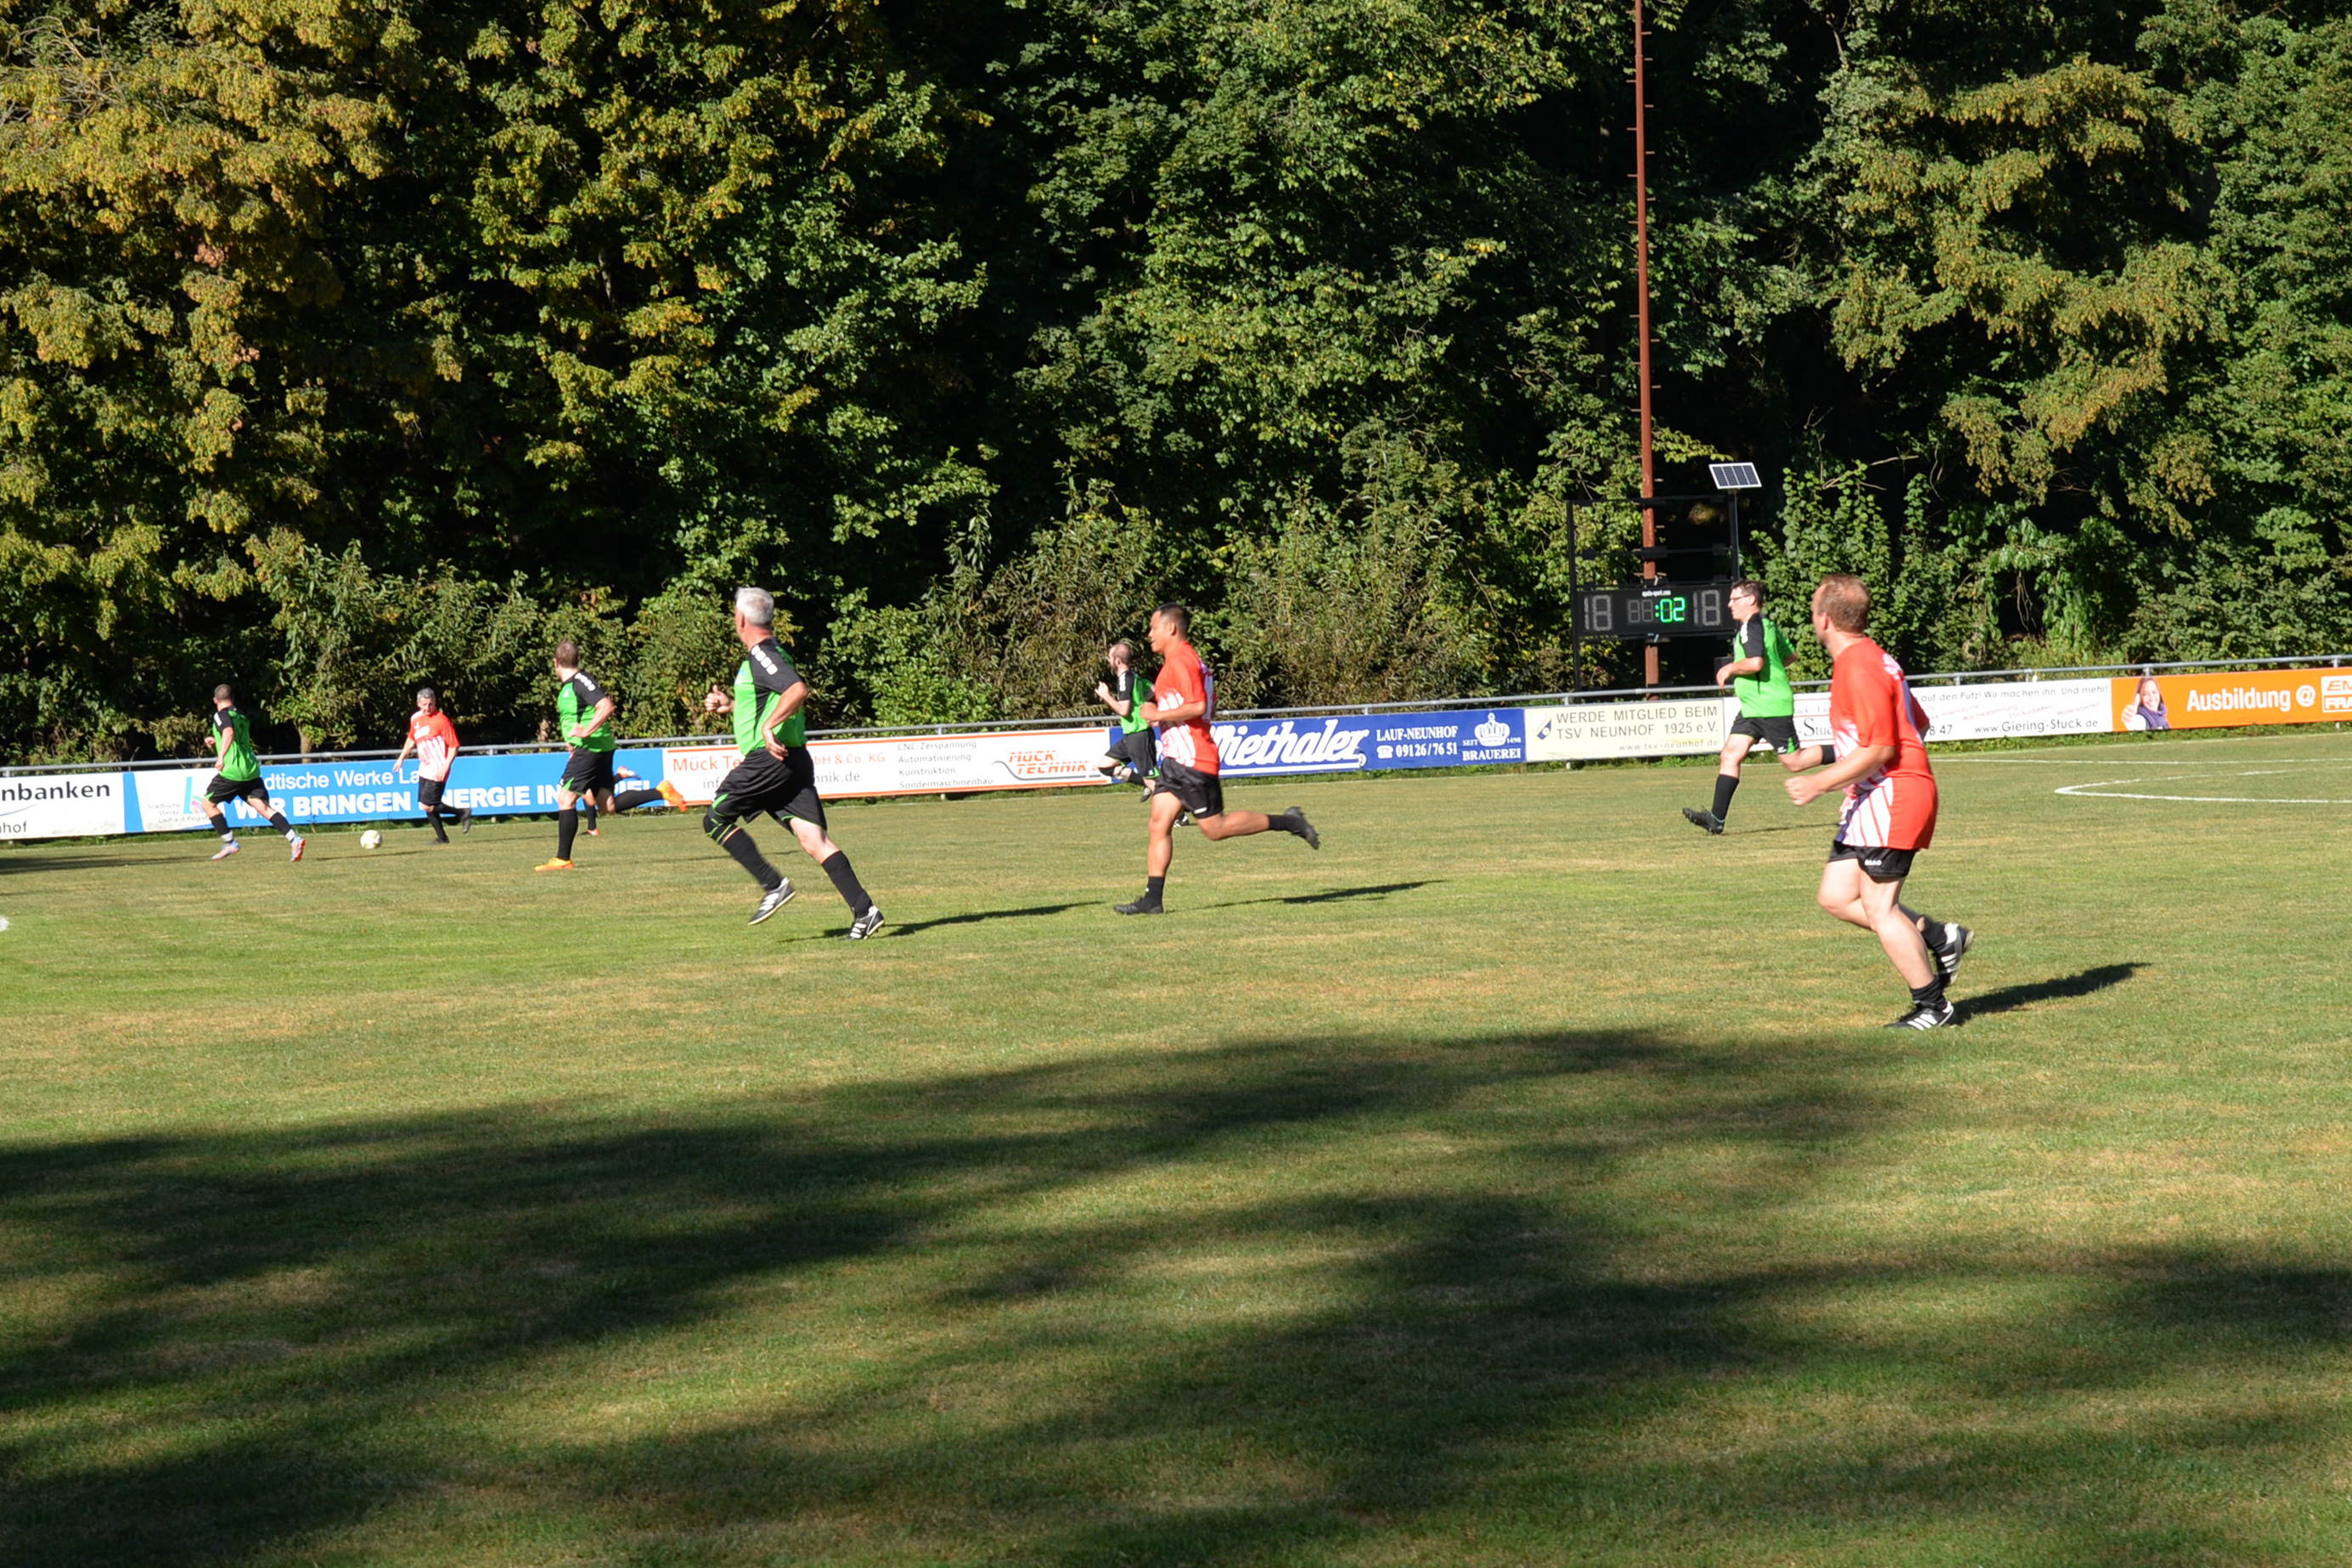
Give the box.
[731,638,808,755]
[1730,615,1797,718]
[1110,666,1149,734]
[556,671,616,751]
[212,706,261,782]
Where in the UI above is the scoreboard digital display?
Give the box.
[1576,580,1736,639]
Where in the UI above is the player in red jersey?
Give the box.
[1783,574,1972,1028]
[390,688,473,843]
[1115,604,1319,914]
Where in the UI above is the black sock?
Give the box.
[1917,916,1949,950]
[721,828,783,891]
[582,802,598,829]
[217,827,235,842]
[1910,980,1945,1007]
[426,808,448,843]
[263,810,296,839]
[611,787,661,812]
[1144,874,1166,905]
[557,808,578,859]
[1711,773,1738,821]
[821,851,873,915]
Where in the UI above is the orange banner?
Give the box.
[2110,668,2352,731]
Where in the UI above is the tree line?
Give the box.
[1,0,2345,759]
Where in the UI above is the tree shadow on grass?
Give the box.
[1966,962,2141,1018]
[0,1028,2338,1565]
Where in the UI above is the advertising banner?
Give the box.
[662,727,1117,805]
[1209,710,1525,777]
[1522,699,1727,762]
[2113,668,2352,731]
[0,772,130,840]
[1792,678,2113,747]
[115,748,674,835]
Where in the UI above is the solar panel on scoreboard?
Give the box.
[1708,462,1762,491]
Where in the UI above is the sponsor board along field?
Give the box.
[5,726,2352,1565]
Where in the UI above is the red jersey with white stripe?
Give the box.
[408,711,460,782]
[1151,640,1221,773]
[1828,638,1936,850]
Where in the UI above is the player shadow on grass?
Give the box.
[885,902,1093,936]
[1963,962,2141,1019]
[1202,880,1438,909]
[0,1026,2337,1566]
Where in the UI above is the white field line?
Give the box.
[2055,765,2352,804]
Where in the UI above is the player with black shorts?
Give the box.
[698,587,883,935]
[1685,579,1803,835]
[1092,639,1157,785]
[1114,604,1319,914]
[1783,574,1972,1029]
[198,684,305,862]
[390,687,473,843]
[537,643,681,870]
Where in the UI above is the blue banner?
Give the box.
[125,747,673,832]
[1209,710,1524,776]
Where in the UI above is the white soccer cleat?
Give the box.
[211,841,240,861]
[288,835,306,863]
[750,880,796,925]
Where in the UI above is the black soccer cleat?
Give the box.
[1114,898,1164,916]
[1933,923,1973,986]
[457,806,474,835]
[1884,998,1955,1031]
[1682,807,1725,835]
[845,906,886,941]
[750,880,796,925]
[1281,806,1319,850]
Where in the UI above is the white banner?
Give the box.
[1793,677,2112,746]
[665,727,1117,805]
[1522,699,1729,762]
[0,772,128,839]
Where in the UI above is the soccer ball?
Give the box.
[360,829,383,850]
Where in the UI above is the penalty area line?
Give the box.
[2055,777,2352,803]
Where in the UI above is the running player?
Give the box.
[198,684,305,862]
[1092,639,1156,785]
[1685,579,1800,835]
[537,643,679,870]
[1782,574,1972,1029]
[389,688,472,843]
[699,587,883,935]
[1115,604,1318,915]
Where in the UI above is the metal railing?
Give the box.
[7,652,2346,777]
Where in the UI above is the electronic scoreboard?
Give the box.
[1574,579,1737,639]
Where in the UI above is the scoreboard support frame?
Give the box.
[1567,488,1749,691]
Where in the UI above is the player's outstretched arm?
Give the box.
[1787,742,1893,806]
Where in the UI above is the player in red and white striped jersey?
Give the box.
[391,688,473,844]
[1115,604,1319,915]
[1783,575,1972,1028]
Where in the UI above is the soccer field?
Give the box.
[4,730,2349,1565]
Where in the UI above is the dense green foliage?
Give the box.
[1,0,2347,757]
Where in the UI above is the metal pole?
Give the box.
[1632,0,1659,686]
[1568,503,1581,691]
[1729,492,1741,580]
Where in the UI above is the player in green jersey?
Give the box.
[697,587,883,934]
[199,684,305,862]
[536,642,684,871]
[1685,580,1804,835]
[1092,639,1157,785]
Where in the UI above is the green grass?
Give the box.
[5,731,2352,1565]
